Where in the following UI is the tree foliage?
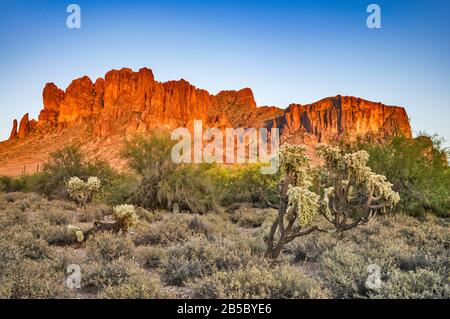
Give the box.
[362,135,450,216]
[40,145,114,197]
[123,134,217,214]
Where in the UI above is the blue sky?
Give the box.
[0,0,449,143]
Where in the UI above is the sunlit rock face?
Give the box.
[269,95,412,144]
[7,67,412,144]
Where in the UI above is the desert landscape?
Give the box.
[0,68,448,299]
[0,0,449,302]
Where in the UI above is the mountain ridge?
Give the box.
[1,67,412,176]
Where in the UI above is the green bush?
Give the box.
[123,134,176,209]
[361,135,450,216]
[124,134,217,214]
[192,262,329,299]
[100,173,138,206]
[0,174,46,193]
[212,164,280,207]
[39,145,115,198]
[158,164,218,214]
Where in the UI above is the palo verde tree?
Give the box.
[265,143,400,259]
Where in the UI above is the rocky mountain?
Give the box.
[0,67,412,176]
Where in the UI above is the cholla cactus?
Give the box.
[315,144,400,221]
[67,224,84,242]
[112,204,138,232]
[86,176,101,192]
[279,144,309,185]
[266,143,400,259]
[67,176,101,207]
[286,185,320,227]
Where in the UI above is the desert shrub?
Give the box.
[86,231,135,262]
[0,226,52,264]
[0,259,65,299]
[41,209,72,225]
[78,203,110,222]
[371,268,449,299]
[229,205,268,228]
[0,175,45,193]
[134,246,168,268]
[123,134,176,209]
[38,145,116,198]
[158,164,217,214]
[133,213,236,246]
[132,214,199,246]
[123,134,217,214]
[288,232,337,262]
[0,176,15,192]
[10,230,52,260]
[38,222,77,245]
[361,135,450,216]
[0,208,28,227]
[0,175,44,193]
[83,257,148,291]
[318,243,367,298]
[99,277,172,299]
[100,173,137,206]
[192,262,329,299]
[212,164,280,207]
[162,237,253,286]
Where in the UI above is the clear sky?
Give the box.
[0,0,449,144]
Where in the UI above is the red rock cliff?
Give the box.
[6,68,412,144]
[269,95,412,143]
